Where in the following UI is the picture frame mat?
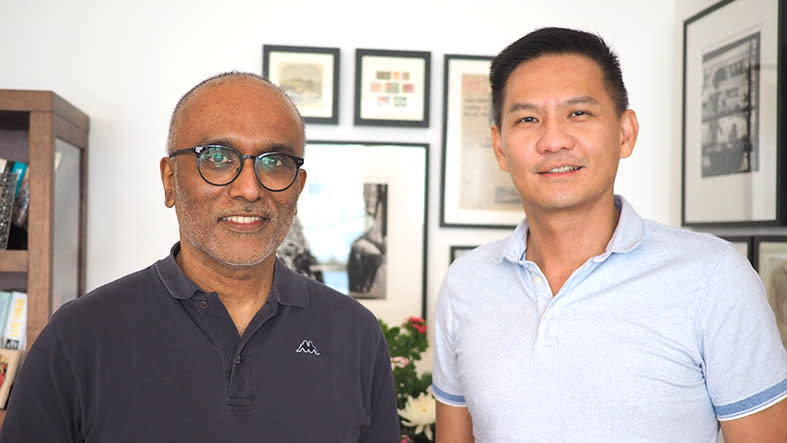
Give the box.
[299,142,427,323]
[263,46,338,121]
[683,0,780,224]
[441,55,523,228]
[356,50,429,124]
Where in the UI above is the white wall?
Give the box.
[2,0,686,341]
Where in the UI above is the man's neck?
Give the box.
[176,246,275,336]
[524,201,620,296]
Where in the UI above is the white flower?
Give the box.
[391,356,410,369]
[398,388,435,440]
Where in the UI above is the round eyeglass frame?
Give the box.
[169,144,304,192]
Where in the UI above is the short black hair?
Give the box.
[490,27,629,127]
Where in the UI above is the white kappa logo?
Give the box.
[296,339,320,356]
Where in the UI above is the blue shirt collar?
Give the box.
[498,195,644,264]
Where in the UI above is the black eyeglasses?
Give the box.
[169,145,304,192]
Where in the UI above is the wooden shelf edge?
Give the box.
[0,250,27,273]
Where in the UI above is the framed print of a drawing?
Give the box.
[354,49,430,127]
[278,141,428,324]
[440,54,523,228]
[681,0,785,226]
[263,45,339,124]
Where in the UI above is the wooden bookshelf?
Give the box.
[0,90,89,424]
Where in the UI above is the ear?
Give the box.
[618,109,639,159]
[160,157,176,208]
[295,168,307,198]
[491,125,510,172]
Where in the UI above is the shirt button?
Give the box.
[235,356,241,365]
[545,312,553,320]
[199,301,208,310]
[534,276,543,284]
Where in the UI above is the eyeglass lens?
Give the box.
[197,146,299,191]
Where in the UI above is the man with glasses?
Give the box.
[0,72,399,442]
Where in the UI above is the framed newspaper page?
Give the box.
[354,49,430,127]
[280,141,428,324]
[681,0,785,226]
[753,236,787,347]
[440,54,523,228]
[263,45,339,124]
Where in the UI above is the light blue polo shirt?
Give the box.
[433,196,787,443]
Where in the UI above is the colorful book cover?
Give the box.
[0,291,12,345]
[2,291,26,352]
[0,348,21,409]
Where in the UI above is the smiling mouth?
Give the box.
[221,215,264,224]
[542,165,581,174]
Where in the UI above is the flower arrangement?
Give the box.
[379,317,435,442]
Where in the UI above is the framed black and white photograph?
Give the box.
[681,0,785,226]
[449,245,477,264]
[354,49,430,127]
[440,54,523,228]
[720,235,753,263]
[752,236,787,347]
[262,45,339,124]
[278,141,428,323]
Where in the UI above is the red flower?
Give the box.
[408,317,427,335]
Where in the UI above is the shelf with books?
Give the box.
[0,90,89,421]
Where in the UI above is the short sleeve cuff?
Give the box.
[715,379,787,421]
[433,384,467,407]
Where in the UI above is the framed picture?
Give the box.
[440,54,523,228]
[262,45,339,124]
[278,141,428,324]
[752,236,787,347]
[720,235,753,263]
[449,245,477,264]
[354,49,430,127]
[681,0,785,226]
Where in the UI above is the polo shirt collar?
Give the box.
[154,242,309,308]
[498,195,644,264]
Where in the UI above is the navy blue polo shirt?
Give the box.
[0,244,399,442]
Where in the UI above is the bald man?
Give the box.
[0,72,399,442]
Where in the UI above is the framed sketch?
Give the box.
[278,141,428,324]
[449,245,477,264]
[440,54,523,228]
[354,49,430,127]
[752,236,787,347]
[720,235,753,263]
[681,0,785,226]
[262,45,339,124]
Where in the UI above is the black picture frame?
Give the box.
[262,45,340,124]
[752,235,787,346]
[449,245,477,264]
[440,54,523,229]
[354,49,431,127]
[720,234,753,264]
[681,0,785,226]
[282,140,429,322]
